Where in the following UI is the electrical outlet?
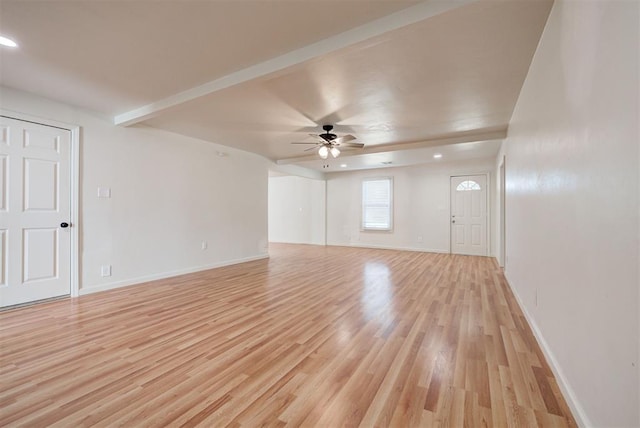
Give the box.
[201,241,208,250]
[101,265,112,277]
[417,235,423,243]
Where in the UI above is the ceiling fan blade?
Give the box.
[333,134,356,145]
[294,127,360,156]
[340,142,365,149]
[308,134,326,142]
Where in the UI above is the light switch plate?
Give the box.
[97,186,111,198]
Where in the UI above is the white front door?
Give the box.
[0,116,71,307]
[450,175,487,256]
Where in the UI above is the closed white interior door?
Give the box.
[450,175,487,256]
[0,117,71,307]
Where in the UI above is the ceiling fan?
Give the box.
[292,125,364,159]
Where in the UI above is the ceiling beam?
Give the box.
[114,0,476,126]
[274,128,507,165]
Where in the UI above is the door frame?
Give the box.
[499,157,506,268]
[449,172,491,256]
[1,109,80,298]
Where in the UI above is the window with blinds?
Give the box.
[362,178,393,231]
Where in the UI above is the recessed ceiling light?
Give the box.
[340,164,347,168]
[433,153,443,159]
[0,36,18,48]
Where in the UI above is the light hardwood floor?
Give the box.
[0,244,576,427]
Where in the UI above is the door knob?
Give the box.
[60,222,69,228]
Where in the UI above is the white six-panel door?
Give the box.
[450,175,487,256]
[0,117,71,307]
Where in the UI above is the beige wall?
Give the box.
[268,175,326,245]
[498,0,639,425]
[1,86,269,292]
[326,159,495,254]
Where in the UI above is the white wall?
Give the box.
[494,150,506,267]
[1,86,269,293]
[326,159,495,254]
[498,1,639,426]
[268,175,326,245]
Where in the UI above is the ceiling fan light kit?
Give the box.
[318,145,329,159]
[291,124,365,160]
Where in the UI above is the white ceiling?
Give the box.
[0,0,553,173]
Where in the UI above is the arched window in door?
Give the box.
[456,180,481,191]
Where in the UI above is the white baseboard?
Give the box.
[330,242,450,254]
[504,272,591,427]
[79,254,269,296]
[269,240,326,246]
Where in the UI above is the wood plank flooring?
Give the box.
[0,244,577,427]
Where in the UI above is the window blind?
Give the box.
[362,178,392,230]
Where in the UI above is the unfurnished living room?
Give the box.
[0,0,638,427]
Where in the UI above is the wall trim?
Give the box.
[269,240,326,246]
[329,242,450,254]
[79,254,269,296]
[504,271,591,428]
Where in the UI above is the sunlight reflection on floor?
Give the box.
[362,261,395,324]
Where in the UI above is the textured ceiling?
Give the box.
[0,0,419,114]
[0,0,553,172]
